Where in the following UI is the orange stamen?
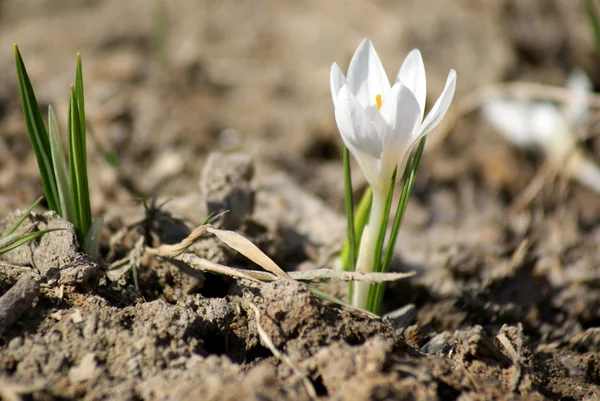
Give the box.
[375,94,382,111]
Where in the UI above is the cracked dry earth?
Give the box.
[3,0,600,400]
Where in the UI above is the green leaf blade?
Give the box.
[74,58,92,240]
[82,216,103,262]
[14,45,60,212]
[68,85,91,241]
[0,228,64,255]
[48,105,75,221]
[3,196,43,237]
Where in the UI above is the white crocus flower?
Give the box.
[331,38,456,309]
[331,38,457,190]
[482,69,600,194]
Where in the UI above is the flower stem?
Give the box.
[352,187,385,309]
[369,137,427,314]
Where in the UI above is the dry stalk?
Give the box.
[174,252,414,284]
[146,224,209,258]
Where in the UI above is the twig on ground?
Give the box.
[496,324,525,392]
[508,164,556,213]
[247,302,317,400]
[174,253,265,282]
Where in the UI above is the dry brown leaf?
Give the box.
[206,226,290,279]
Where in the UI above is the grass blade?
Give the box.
[342,146,358,303]
[48,106,75,221]
[0,228,64,255]
[83,216,103,262]
[3,196,43,237]
[309,286,350,307]
[75,56,92,238]
[68,85,91,241]
[338,186,372,300]
[75,54,87,160]
[339,187,372,271]
[14,45,60,212]
[342,146,356,273]
[353,186,372,257]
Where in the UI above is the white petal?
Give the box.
[330,63,346,106]
[419,69,457,137]
[529,103,575,161]
[396,49,426,120]
[334,85,383,187]
[378,83,422,181]
[563,68,592,125]
[334,85,382,159]
[346,38,390,112]
[379,83,422,146]
[481,98,538,148]
[350,147,382,188]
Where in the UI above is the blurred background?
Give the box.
[0,0,598,249]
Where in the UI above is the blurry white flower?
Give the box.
[330,38,456,191]
[482,69,600,193]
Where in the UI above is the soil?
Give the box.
[2,0,600,400]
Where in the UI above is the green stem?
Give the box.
[370,138,427,314]
[373,169,397,274]
[352,187,385,310]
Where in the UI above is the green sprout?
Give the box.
[14,45,103,260]
[0,197,63,255]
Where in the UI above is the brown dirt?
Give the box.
[2,0,600,400]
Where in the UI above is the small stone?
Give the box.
[68,353,97,383]
[71,309,84,324]
[384,304,416,330]
[8,336,23,349]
